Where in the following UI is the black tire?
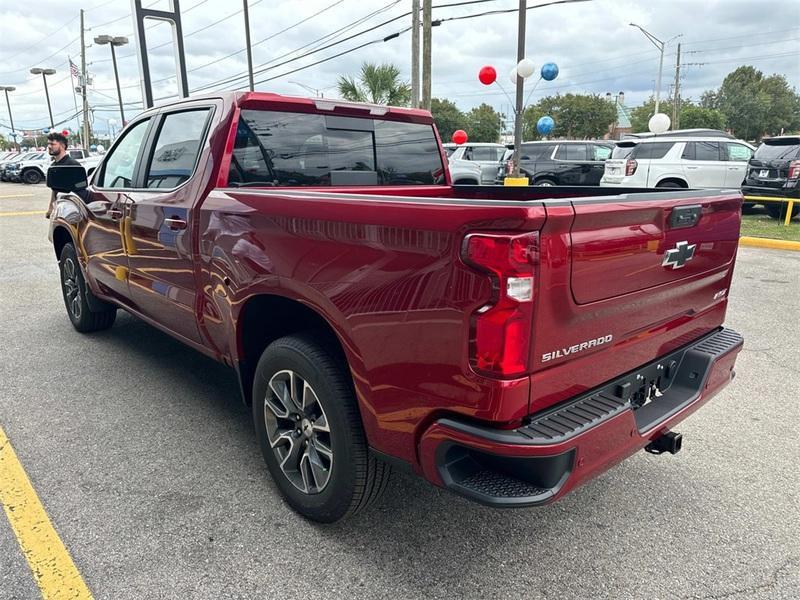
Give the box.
[453,179,479,185]
[22,169,43,185]
[765,202,800,220]
[534,178,557,187]
[58,243,116,332]
[656,180,685,189]
[252,334,390,523]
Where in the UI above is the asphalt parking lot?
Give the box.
[1,182,798,600]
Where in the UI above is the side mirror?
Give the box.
[46,164,88,193]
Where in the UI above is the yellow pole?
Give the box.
[784,200,794,227]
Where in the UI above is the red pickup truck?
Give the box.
[47,92,743,522]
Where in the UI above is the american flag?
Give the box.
[69,59,79,78]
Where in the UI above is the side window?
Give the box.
[98,118,150,188]
[145,109,210,188]
[374,120,444,185]
[555,144,588,161]
[683,141,720,161]
[724,143,753,162]
[471,147,501,161]
[593,145,612,161]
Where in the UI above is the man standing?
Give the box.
[45,131,86,218]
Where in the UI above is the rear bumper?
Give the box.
[418,327,743,507]
[742,183,800,199]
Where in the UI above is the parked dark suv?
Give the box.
[497,141,614,185]
[742,136,800,219]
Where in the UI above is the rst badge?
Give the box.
[662,241,696,270]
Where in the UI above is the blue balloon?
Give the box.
[537,115,555,135]
[90,144,97,151]
[42,128,49,134]
[541,62,559,81]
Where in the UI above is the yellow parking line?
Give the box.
[0,425,93,600]
[0,210,46,217]
[0,193,37,199]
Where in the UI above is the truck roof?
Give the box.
[149,91,434,124]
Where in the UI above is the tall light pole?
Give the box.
[0,86,18,149]
[629,24,681,115]
[94,35,128,125]
[242,0,255,91]
[30,68,56,129]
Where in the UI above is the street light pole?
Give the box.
[94,35,129,126]
[30,68,56,129]
[242,0,255,91]
[629,24,681,116]
[0,86,18,149]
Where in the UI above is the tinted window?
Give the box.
[68,149,84,159]
[592,145,612,161]
[555,144,588,161]
[724,143,753,162]
[145,109,210,188]
[682,141,720,161]
[612,144,635,159]
[754,141,800,160]
[375,120,443,184]
[444,147,456,158]
[633,142,675,160]
[229,110,443,187]
[99,119,150,188]
[520,144,555,160]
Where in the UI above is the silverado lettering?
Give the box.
[542,334,614,363]
[46,92,743,523]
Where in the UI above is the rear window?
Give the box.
[228,110,444,187]
[632,142,675,160]
[466,146,504,161]
[612,144,635,159]
[754,140,800,160]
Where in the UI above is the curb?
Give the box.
[740,236,800,251]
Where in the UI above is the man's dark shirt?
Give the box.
[49,153,89,202]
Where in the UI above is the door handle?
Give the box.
[728,167,740,170]
[686,166,700,169]
[164,217,187,230]
[107,208,123,220]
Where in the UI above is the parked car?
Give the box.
[79,154,103,178]
[444,142,507,184]
[1,151,46,182]
[47,91,743,523]
[15,153,53,184]
[497,140,614,185]
[741,136,800,219]
[601,137,754,189]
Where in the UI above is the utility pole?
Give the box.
[511,0,526,178]
[243,0,254,91]
[672,43,681,129]
[411,0,420,108]
[421,0,431,111]
[80,9,91,149]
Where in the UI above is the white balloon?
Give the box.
[516,58,536,79]
[509,66,519,85]
[648,112,671,134]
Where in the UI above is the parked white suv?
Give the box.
[601,137,754,188]
[444,142,506,184]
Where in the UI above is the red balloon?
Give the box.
[452,129,468,145]
[478,65,497,86]
[62,129,70,137]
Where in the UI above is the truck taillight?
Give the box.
[625,159,638,176]
[788,160,800,179]
[462,232,538,377]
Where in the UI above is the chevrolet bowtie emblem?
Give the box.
[662,241,696,270]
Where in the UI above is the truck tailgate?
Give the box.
[528,190,742,413]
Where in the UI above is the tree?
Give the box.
[710,66,800,140]
[337,62,411,106]
[464,103,504,143]
[523,93,616,140]
[630,97,725,132]
[430,98,465,142]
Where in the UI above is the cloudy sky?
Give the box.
[0,0,798,136]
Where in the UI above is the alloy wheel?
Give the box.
[62,257,82,320]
